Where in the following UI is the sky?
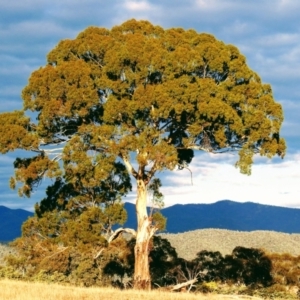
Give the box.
[0,0,300,212]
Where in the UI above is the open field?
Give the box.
[0,279,266,300]
[161,229,300,260]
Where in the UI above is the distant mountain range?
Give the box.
[123,200,300,234]
[1,200,300,242]
[0,206,33,242]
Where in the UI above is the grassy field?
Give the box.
[0,279,265,300]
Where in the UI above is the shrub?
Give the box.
[223,246,273,286]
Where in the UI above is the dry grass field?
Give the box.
[161,229,300,260]
[0,279,265,300]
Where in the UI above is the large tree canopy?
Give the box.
[0,19,285,289]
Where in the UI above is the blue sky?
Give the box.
[0,0,300,211]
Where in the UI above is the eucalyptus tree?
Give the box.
[0,19,285,289]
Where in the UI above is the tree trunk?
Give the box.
[133,178,153,290]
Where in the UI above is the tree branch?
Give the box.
[145,161,158,184]
[120,153,138,178]
[93,248,105,259]
[183,166,193,185]
[107,227,137,244]
[46,246,69,259]
[171,279,197,292]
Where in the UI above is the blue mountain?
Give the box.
[1,200,300,242]
[123,200,300,233]
[0,205,33,242]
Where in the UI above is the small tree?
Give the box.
[0,19,285,289]
[223,247,273,286]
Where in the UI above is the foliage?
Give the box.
[2,231,178,288]
[2,198,131,287]
[197,281,219,293]
[3,234,300,298]
[185,250,223,285]
[222,246,273,286]
[244,284,298,299]
[146,178,167,232]
[0,20,286,194]
[102,236,179,288]
[149,236,178,287]
[267,252,300,286]
[168,246,272,291]
[0,17,286,203]
[102,236,135,288]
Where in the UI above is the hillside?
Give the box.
[161,228,300,260]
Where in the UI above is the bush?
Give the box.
[267,252,300,286]
[222,246,273,286]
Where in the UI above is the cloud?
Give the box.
[110,0,163,26]
[124,0,154,11]
[0,23,75,60]
[159,151,300,208]
[0,194,36,212]
[256,33,300,48]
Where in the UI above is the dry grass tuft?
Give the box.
[0,243,16,266]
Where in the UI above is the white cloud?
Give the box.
[0,56,38,76]
[195,0,221,10]
[124,0,154,11]
[160,152,300,208]
[111,0,163,26]
[257,33,300,48]
[281,100,300,114]
[276,0,300,15]
[0,21,75,44]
